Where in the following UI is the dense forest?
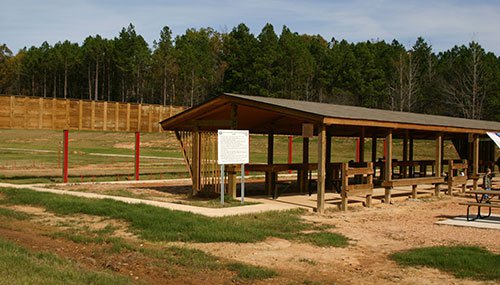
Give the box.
[0,23,498,121]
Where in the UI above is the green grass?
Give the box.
[140,246,277,280]
[174,195,259,208]
[0,171,189,185]
[0,207,31,220]
[227,262,277,280]
[0,236,135,285]
[0,187,347,247]
[47,227,277,280]
[390,246,500,281]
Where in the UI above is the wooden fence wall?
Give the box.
[0,95,185,133]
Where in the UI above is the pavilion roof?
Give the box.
[160,93,500,138]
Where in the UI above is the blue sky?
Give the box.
[1,0,499,54]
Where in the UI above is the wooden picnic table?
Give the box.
[460,190,500,221]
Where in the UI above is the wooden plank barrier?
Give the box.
[341,162,374,211]
[447,159,468,195]
[0,95,185,133]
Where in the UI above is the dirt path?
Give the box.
[189,196,499,285]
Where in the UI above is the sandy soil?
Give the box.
[190,196,499,285]
[0,189,499,284]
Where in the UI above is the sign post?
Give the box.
[218,130,249,206]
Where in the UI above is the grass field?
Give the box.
[0,129,466,184]
[0,187,348,246]
[391,246,500,281]
[0,237,134,285]
[0,185,352,283]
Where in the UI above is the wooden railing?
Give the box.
[341,162,374,211]
[447,159,468,194]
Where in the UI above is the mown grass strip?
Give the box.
[0,187,348,247]
[390,246,500,281]
[0,207,31,220]
[227,262,278,280]
[0,236,135,285]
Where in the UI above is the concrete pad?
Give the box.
[435,215,500,230]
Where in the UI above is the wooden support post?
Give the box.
[473,134,479,190]
[317,125,327,213]
[384,130,393,204]
[325,131,332,185]
[135,132,140,181]
[435,133,443,196]
[447,160,453,195]
[288,136,293,173]
[228,168,237,198]
[359,127,365,162]
[192,129,201,195]
[403,131,408,178]
[341,163,348,211]
[409,135,414,177]
[411,185,417,199]
[366,162,373,207]
[227,104,238,196]
[440,138,445,174]
[300,137,309,194]
[266,132,274,196]
[371,136,377,163]
[230,104,238,129]
[63,130,69,183]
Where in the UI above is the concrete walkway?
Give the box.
[435,215,500,230]
[0,182,301,217]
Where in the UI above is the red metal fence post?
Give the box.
[135,132,140,181]
[63,130,69,183]
[356,138,360,162]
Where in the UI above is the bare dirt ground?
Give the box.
[25,179,500,283]
[0,188,499,284]
[190,195,499,285]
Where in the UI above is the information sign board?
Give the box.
[217,130,249,164]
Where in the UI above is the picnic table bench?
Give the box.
[381,176,445,202]
[459,190,500,221]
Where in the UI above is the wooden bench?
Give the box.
[381,176,445,203]
[446,160,468,195]
[232,163,317,199]
[341,162,374,211]
[458,202,500,221]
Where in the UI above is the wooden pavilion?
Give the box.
[160,93,500,213]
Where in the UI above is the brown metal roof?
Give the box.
[225,93,500,132]
[160,93,500,136]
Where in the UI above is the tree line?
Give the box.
[0,23,498,121]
